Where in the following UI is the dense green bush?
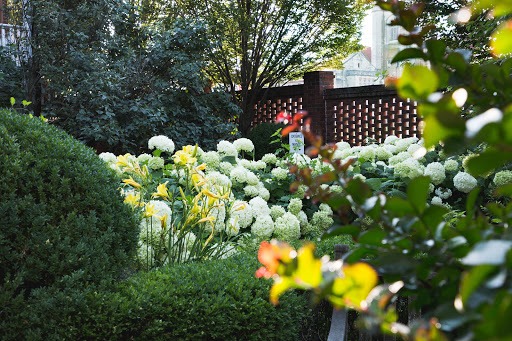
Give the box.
[247,122,287,160]
[13,252,308,340]
[0,108,139,336]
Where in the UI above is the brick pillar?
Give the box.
[302,71,334,140]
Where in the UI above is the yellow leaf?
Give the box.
[331,263,378,309]
[294,243,322,288]
[270,277,296,305]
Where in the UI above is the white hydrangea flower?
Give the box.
[262,153,278,164]
[288,198,303,215]
[444,159,459,172]
[201,151,220,170]
[246,171,259,186]
[353,173,366,181]
[99,152,117,164]
[424,162,446,185]
[294,184,308,199]
[273,212,301,240]
[383,144,399,155]
[249,196,271,217]
[429,183,435,194]
[493,170,512,187]
[225,217,240,236]
[257,184,270,201]
[219,161,234,175]
[431,196,443,206]
[147,156,165,170]
[389,151,411,166]
[251,215,274,239]
[395,138,415,152]
[148,135,175,153]
[251,160,267,171]
[375,147,393,161]
[137,242,155,268]
[291,153,311,167]
[209,203,226,232]
[233,138,255,153]
[394,159,424,179]
[435,187,452,199]
[310,210,334,233]
[453,172,478,193]
[230,200,253,229]
[244,185,260,198]
[329,185,343,193]
[270,205,286,220]
[207,171,232,188]
[230,166,249,184]
[319,203,334,215]
[407,144,422,155]
[296,210,308,229]
[333,148,353,160]
[384,135,399,144]
[217,140,238,157]
[137,153,152,164]
[336,141,351,150]
[359,146,376,161]
[109,164,123,177]
[238,159,252,169]
[271,167,289,181]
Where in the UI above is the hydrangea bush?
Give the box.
[99,136,336,269]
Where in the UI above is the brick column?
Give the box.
[302,71,334,140]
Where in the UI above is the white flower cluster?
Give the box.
[435,187,452,199]
[99,152,117,164]
[233,138,255,153]
[217,141,238,157]
[444,159,459,172]
[271,167,288,181]
[453,172,478,193]
[262,153,278,164]
[493,170,512,187]
[273,212,301,240]
[202,151,221,169]
[424,162,446,185]
[288,198,302,215]
[148,135,175,153]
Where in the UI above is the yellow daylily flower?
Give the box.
[173,150,197,166]
[122,176,141,188]
[232,202,246,211]
[153,181,170,199]
[116,153,132,168]
[143,203,160,218]
[195,163,207,171]
[124,193,141,208]
[202,187,222,199]
[197,216,216,224]
[158,213,168,229]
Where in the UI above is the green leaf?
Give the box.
[465,149,512,177]
[10,97,15,106]
[365,178,382,191]
[391,48,427,64]
[445,52,468,73]
[357,229,387,246]
[326,194,350,210]
[460,265,498,304]
[346,179,372,205]
[221,155,237,165]
[322,224,360,239]
[384,196,415,216]
[422,114,463,148]
[462,240,512,265]
[396,64,439,100]
[495,183,512,197]
[407,176,430,214]
[426,39,446,64]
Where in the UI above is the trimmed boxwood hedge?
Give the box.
[247,122,286,160]
[0,108,139,338]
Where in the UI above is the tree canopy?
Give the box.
[169,0,368,135]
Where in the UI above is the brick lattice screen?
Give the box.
[247,72,419,145]
[251,85,304,125]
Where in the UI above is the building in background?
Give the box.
[333,6,406,88]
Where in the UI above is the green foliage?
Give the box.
[0,108,139,336]
[247,122,287,160]
[0,47,24,107]
[284,1,512,338]
[4,252,308,340]
[5,0,240,154]
[171,0,368,135]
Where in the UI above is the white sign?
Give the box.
[289,132,305,154]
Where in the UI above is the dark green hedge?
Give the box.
[5,253,308,340]
[0,108,139,337]
[247,122,286,160]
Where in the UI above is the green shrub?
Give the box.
[247,122,286,160]
[0,108,139,335]
[40,252,305,340]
